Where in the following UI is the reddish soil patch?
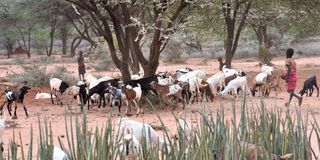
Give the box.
[1,56,320,158]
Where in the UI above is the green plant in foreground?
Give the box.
[4,97,319,159]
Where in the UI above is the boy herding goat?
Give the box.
[0,86,31,119]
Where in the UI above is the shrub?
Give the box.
[89,43,116,71]
[163,41,187,64]
[257,45,273,64]
[5,65,77,87]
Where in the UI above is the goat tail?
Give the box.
[137,83,141,88]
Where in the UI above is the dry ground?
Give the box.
[1,55,320,158]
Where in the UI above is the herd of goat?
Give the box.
[0,63,319,159]
[0,64,319,119]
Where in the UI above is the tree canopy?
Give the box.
[0,0,319,77]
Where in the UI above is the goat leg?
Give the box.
[23,103,29,117]
[50,92,54,104]
[7,102,12,116]
[12,102,17,119]
[133,100,140,116]
[118,99,122,116]
[315,83,320,97]
[0,101,6,116]
[310,87,314,97]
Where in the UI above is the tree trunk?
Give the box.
[27,26,31,58]
[46,31,55,57]
[222,2,251,68]
[217,57,225,71]
[60,25,68,55]
[4,38,14,59]
[70,37,82,57]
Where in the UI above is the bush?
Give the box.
[5,65,77,87]
[89,43,116,71]
[257,45,273,64]
[163,41,187,64]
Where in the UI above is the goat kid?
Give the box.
[0,86,31,119]
[107,85,128,115]
[123,84,143,116]
[219,75,251,99]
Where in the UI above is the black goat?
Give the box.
[76,82,89,111]
[87,79,120,108]
[124,75,158,95]
[0,86,31,119]
[299,75,319,97]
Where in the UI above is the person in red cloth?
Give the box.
[283,48,302,106]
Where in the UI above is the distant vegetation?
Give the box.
[0,0,319,77]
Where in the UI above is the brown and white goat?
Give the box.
[149,81,183,109]
[123,84,142,116]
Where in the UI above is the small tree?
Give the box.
[257,45,273,65]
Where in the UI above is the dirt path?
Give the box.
[1,56,320,158]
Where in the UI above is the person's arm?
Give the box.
[285,63,291,82]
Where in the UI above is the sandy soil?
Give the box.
[1,55,320,158]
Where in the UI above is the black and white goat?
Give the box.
[50,77,69,105]
[299,75,319,97]
[124,75,158,95]
[87,79,120,108]
[0,86,31,119]
[107,85,127,115]
[60,81,89,111]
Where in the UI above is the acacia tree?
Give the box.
[219,0,251,69]
[66,0,192,80]
[65,10,99,56]
[0,0,36,58]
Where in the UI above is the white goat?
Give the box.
[53,146,68,160]
[219,76,251,99]
[117,118,170,152]
[206,71,225,95]
[35,92,55,99]
[188,77,208,103]
[131,74,143,80]
[177,69,206,82]
[59,81,87,108]
[260,64,273,75]
[158,76,175,85]
[222,65,238,77]
[119,127,143,160]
